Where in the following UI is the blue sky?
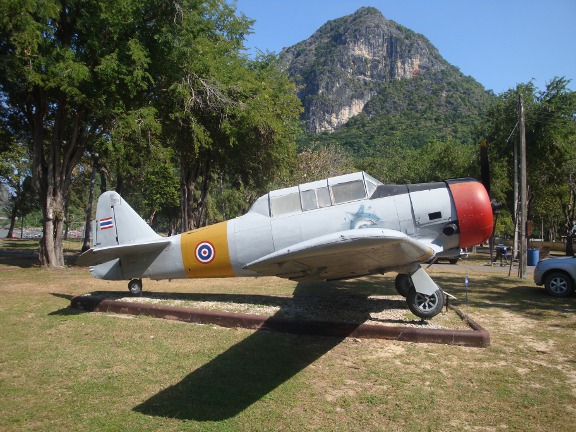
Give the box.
[233,0,576,94]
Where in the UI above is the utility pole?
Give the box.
[513,132,519,262]
[518,94,528,278]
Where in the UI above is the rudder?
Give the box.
[92,191,159,248]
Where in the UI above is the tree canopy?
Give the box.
[480,78,576,242]
[0,0,301,265]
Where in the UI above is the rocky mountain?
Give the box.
[279,7,493,151]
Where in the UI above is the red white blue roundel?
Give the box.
[195,241,215,264]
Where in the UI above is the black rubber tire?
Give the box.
[544,272,574,297]
[406,287,445,319]
[395,274,413,298]
[128,279,143,296]
[448,258,459,265]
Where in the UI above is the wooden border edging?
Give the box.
[70,295,490,348]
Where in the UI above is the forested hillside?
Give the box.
[280,7,494,159]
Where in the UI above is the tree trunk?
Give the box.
[567,233,575,256]
[39,193,66,267]
[192,158,212,228]
[561,192,576,256]
[6,205,17,238]
[63,199,70,240]
[148,210,157,228]
[30,98,86,268]
[180,174,192,232]
[185,172,197,231]
[180,159,201,232]
[99,166,107,195]
[82,160,98,252]
[180,181,187,233]
[168,220,177,236]
[180,155,212,231]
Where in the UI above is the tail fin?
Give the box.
[92,191,159,248]
[77,191,169,271]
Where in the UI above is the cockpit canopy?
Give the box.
[249,172,383,218]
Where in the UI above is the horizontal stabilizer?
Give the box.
[76,239,171,267]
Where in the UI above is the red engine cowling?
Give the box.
[447,180,493,248]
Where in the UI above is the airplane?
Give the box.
[77,171,494,320]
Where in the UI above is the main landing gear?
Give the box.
[394,274,412,297]
[128,278,143,296]
[406,287,445,320]
[394,273,445,320]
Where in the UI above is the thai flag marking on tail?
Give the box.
[99,217,114,230]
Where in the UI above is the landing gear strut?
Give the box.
[396,270,446,319]
[128,278,143,296]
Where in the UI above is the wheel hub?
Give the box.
[414,292,440,311]
[549,277,567,294]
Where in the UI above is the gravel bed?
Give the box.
[83,292,471,330]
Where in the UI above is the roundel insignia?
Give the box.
[195,241,215,264]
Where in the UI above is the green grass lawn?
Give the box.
[1,239,575,431]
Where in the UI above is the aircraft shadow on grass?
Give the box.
[46,279,404,421]
[131,280,403,421]
[49,293,90,316]
[49,277,427,421]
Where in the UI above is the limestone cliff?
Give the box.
[279,7,459,133]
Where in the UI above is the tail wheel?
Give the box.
[407,287,445,319]
[128,279,143,296]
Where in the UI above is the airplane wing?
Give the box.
[76,239,171,267]
[244,229,436,281]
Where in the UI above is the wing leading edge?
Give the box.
[244,229,435,281]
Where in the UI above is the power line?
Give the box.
[505,121,519,145]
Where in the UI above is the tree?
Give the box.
[4,177,37,238]
[1,0,300,265]
[529,78,576,253]
[290,145,356,185]
[355,139,477,186]
[0,140,38,237]
[162,48,302,230]
[141,158,180,232]
[481,78,576,250]
[1,0,162,265]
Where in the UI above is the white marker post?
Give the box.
[465,275,469,321]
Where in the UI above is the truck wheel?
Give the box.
[544,272,574,297]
